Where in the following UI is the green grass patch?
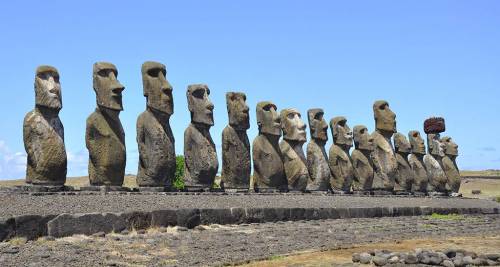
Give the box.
[495,196,500,203]
[427,213,464,220]
[268,255,285,261]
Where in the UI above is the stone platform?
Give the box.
[0,193,498,242]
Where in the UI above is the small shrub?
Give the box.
[428,213,464,221]
[173,155,185,190]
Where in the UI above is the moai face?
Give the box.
[330,116,353,147]
[35,65,62,110]
[142,61,173,115]
[373,100,396,133]
[281,108,306,142]
[93,62,125,111]
[256,101,281,136]
[394,132,411,154]
[428,133,445,157]
[307,109,328,142]
[226,92,249,130]
[187,84,214,126]
[441,136,458,156]
[353,125,374,151]
[409,131,426,155]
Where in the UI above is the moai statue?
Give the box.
[23,65,67,186]
[408,130,429,194]
[441,136,461,194]
[184,84,218,191]
[279,108,309,192]
[252,101,287,192]
[393,132,414,193]
[86,62,126,186]
[423,117,448,194]
[328,116,354,193]
[351,125,374,192]
[136,61,175,189]
[305,108,331,191]
[221,92,251,191]
[371,100,397,193]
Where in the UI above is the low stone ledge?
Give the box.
[0,205,498,241]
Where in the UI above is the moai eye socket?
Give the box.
[287,113,295,120]
[147,68,162,78]
[192,88,205,99]
[263,104,275,112]
[360,128,365,134]
[314,112,324,121]
[97,69,116,78]
[413,132,419,138]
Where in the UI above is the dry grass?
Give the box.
[0,175,138,188]
[459,178,500,199]
[461,169,500,177]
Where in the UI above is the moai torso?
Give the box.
[424,133,448,192]
[408,130,428,192]
[306,140,331,191]
[252,101,286,191]
[86,108,126,185]
[184,123,218,187]
[136,62,176,187]
[441,136,461,193]
[306,109,331,191]
[24,108,67,185]
[136,109,175,187]
[86,62,126,186]
[221,92,251,190]
[222,125,251,189]
[393,133,414,192]
[184,84,218,189]
[351,125,374,191]
[24,66,67,185]
[371,100,397,191]
[329,144,354,191]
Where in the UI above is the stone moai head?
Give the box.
[427,133,445,157]
[373,100,396,133]
[142,61,173,115]
[93,62,125,111]
[353,125,374,151]
[280,108,306,142]
[35,65,62,111]
[408,131,426,155]
[330,116,353,148]
[307,108,328,142]
[394,132,411,155]
[226,92,250,130]
[441,136,458,157]
[256,101,281,136]
[187,84,214,126]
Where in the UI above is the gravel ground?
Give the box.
[0,193,498,218]
[0,214,499,266]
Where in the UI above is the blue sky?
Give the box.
[0,1,499,179]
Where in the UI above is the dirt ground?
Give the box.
[243,236,500,267]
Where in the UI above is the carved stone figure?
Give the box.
[441,136,461,193]
[221,92,251,191]
[328,116,354,193]
[371,100,397,192]
[393,132,414,193]
[23,65,67,185]
[252,101,286,191]
[306,108,331,191]
[408,130,428,193]
[351,125,374,192]
[184,84,218,190]
[424,133,448,193]
[136,61,175,188]
[86,62,126,186]
[279,108,309,191]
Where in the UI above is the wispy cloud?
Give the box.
[0,140,27,179]
[478,146,496,152]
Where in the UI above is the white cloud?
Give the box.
[0,141,27,180]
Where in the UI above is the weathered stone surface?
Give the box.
[351,125,374,191]
[371,100,397,191]
[408,131,429,193]
[86,62,126,186]
[47,213,127,238]
[221,92,251,190]
[252,101,286,191]
[393,133,414,192]
[14,215,55,240]
[306,109,331,191]
[24,65,67,185]
[0,218,15,242]
[184,84,218,189]
[280,108,309,191]
[424,133,448,193]
[136,61,175,188]
[441,136,461,193]
[328,116,354,192]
